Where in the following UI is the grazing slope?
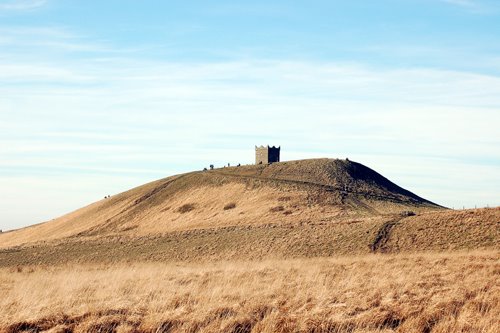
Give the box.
[0,159,441,249]
[1,158,497,266]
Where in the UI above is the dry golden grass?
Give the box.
[1,251,498,333]
[388,207,500,251]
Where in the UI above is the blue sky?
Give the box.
[1,0,500,230]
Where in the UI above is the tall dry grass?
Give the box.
[0,251,498,332]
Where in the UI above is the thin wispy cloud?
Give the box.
[442,0,477,7]
[1,57,499,220]
[0,0,47,11]
[440,0,489,12]
[0,26,151,60]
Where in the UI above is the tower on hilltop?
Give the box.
[255,145,280,165]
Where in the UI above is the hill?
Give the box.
[0,158,498,266]
[1,159,499,332]
[0,159,439,248]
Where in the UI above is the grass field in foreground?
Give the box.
[1,251,498,333]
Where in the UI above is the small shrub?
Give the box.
[401,211,416,217]
[177,204,196,214]
[283,210,293,215]
[270,206,285,213]
[224,202,237,210]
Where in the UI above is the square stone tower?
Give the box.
[255,145,280,164]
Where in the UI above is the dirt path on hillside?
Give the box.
[211,170,424,205]
[370,216,406,253]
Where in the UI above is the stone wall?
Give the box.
[255,146,269,164]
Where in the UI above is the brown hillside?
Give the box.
[1,207,498,267]
[0,159,442,249]
[0,159,498,267]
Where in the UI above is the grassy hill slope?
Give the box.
[0,159,498,266]
[0,159,441,249]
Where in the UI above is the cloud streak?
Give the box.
[1,57,499,221]
[0,0,47,11]
[443,0,476,6]
[440,0,486,12]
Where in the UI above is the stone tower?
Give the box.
[255,145,280,164]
